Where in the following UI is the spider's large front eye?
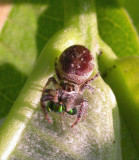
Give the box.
[67,87,72,92]
[56,45,94,85]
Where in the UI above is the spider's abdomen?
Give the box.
[57,45,94,84]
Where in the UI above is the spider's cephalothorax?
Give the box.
[40,45,99,127]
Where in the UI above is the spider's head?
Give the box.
[56,45,94,85]
[60,81,75,92]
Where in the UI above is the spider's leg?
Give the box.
[80,73,100,92]
[54,90,59,103]
[43,77,59,92]
[43,89,59,103]
[82,100,88,121]
[43,89,55,95]
[40,94,54,124]
[71,99,88,127]
[85,85,94,93]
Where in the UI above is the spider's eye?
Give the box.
[72,85,75,91]
[67,87,72,92]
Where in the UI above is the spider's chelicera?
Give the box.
[40,45,99,127]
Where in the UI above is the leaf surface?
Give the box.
[96,0,139,57]
[0,0,64,118]
[96,0,139,158]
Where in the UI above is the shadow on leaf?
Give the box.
[0,63,27,118]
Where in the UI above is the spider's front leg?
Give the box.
[71,99,88,127]
[80,73,100,92]
[43,89,59,103]
[40,94,54,124]
[42,77,59,93]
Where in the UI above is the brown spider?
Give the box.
[40,45,99,127]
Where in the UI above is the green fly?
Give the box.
[46,101,77,115]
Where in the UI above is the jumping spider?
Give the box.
[40,45,99,127]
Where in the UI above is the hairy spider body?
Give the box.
[40,45,99,127]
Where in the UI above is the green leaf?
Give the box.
[0,0,64,118]
[96,0,139,158]
[104,56,139,153]
[122,0,139,34]
[96,0,139,57]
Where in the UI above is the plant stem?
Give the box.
[64,0,99,57]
